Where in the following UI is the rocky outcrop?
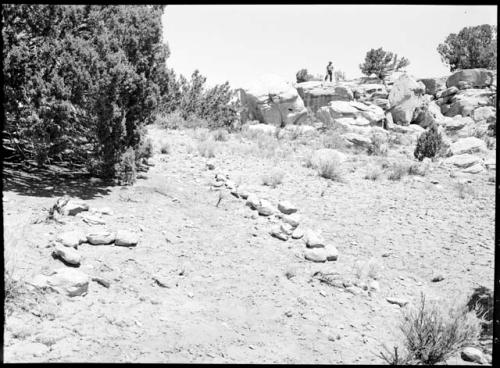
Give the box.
[446,68,495,89]
[316,100,385,128]
[418,77,447,96]
[388,74,426,125]
[239,74,308,126]
[295,81,353,112]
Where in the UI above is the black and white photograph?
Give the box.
[2,3,497,364]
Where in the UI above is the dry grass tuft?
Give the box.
[261,169,285,188]
[316,155,344,181]
[197,138,217,158]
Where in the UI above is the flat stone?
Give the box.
[86,231,115,245]
[282,213,301,228]
[386,297,409,307]
[304,248,327,262]
[278,200,298,215]
[56,231,86,248]
[256,199,276,216]
[246,194,261,209]
[114,230,139,247]
[53,244,81,266]
[81,213,106,225]
[60,199,89,216]
[462,163,484,174]
[303,229,326,248]
[270,226,289,241]
[461,347,488,364]
[325,244,339,261]
[291,227,304,239]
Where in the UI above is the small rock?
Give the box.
[461,347,488,364]
[212,181,224,188]
[225,180,236,190]
[86,231,115,245]
[432,275,444,282]
[59,199,89,216]
[304,248,327,262]
[56,231,86,248]
[345,286,363,295]
[278,200,298,215]
[206,162,215,170]
[114,230,139,247]
[52,244,81,266]
[386,297,409,307]
[245,194,261,209]
[369,280,380,292]
[324,244,339,261]
[280,223,293,235]
[303,229,326,248]
[256,199,276,216]
[153,275,171,288]
[291,227,304,239]
[91,207,114,216]
[237,188,250,199]
[81,213,106,225]
[215,173,227,182]
[282,213,301,228]
[270,225,289,241]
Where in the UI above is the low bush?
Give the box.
[212,128,229,142]
[378,293,483,365]
[317,156,343,181]
[414,124,443,161]
[467,286,493,335]
[322,130,347,151]
[368,133,389,156]
[387,162,410,181]
[364,165,382,180]
[261,169,285,188]
[136,136,154,161]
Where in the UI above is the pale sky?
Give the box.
[162,5,497,89]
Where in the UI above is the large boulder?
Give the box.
[315,100,384,127]
[445,88,496,117]
[446,69,495,89]
[296,81,353,112]
[473,106,496,123]
[239,74,308,126]
[449,137,487,155]
[389,74,426,125]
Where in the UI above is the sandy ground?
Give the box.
[2,125,495,363]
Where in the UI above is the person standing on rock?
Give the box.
[324,61,334,82]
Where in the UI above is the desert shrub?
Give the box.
[114,147,137,185]
[159,140,171,154]
[212,128,229,142]
[467,286,493,335]
[192,127,210,142]
[317,156,343,181]
[414,124,443,161]
[296,68,314,83]
[197,138,217,158]
[378,293,482,365]
[368,133,388,156]
[261,169,285,188]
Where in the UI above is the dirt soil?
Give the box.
[2,125,495,363]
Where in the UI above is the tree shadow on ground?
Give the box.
[2,162,114,200]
